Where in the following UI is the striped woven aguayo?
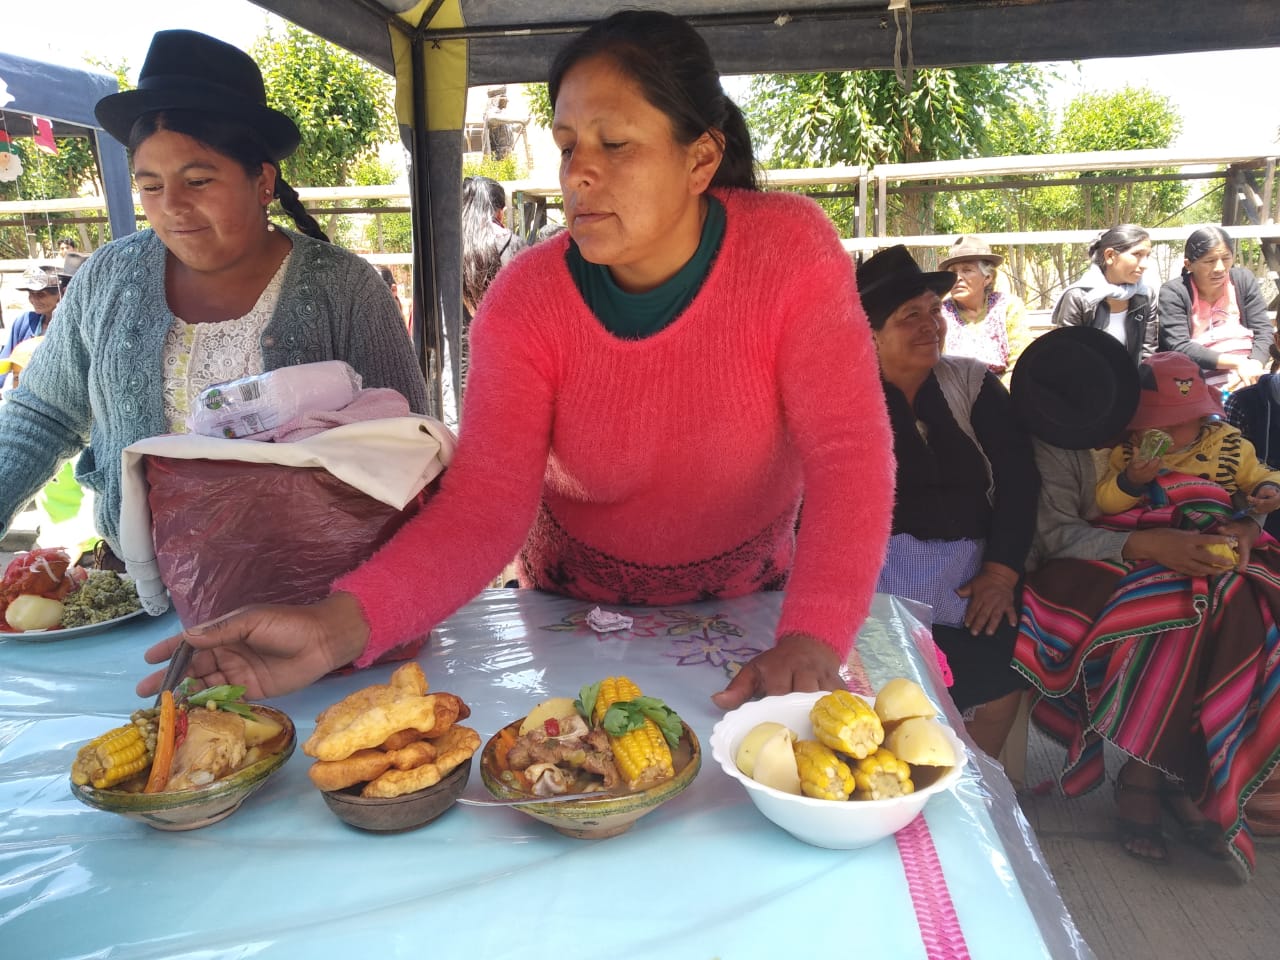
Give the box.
[1013,472,1280,874]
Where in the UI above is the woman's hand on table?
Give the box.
[711,632,841,710]
[956,562,1019,636]
[136,593,370,700]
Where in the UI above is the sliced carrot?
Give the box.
[143,690,177,793]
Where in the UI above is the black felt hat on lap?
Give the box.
[94,29,300,161]
[1010,326,1139,450]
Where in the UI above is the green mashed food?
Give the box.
[60,572,142,627]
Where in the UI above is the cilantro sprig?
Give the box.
[602,696,683,748]
[175,680,257,719]
[576,681,683,747]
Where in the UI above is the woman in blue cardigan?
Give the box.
[0,30,427,558]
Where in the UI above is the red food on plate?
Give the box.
[0,548,87,631]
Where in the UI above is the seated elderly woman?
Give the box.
[857,246,1040,757]
[1010,326,1280,870]
[938,235,1030,376]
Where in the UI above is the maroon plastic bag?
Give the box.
[144,456,429,628]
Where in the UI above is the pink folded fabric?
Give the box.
[258,388,412,442]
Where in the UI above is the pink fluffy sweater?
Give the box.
[337,187,894,666]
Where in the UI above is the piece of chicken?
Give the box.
[167,709,247,791]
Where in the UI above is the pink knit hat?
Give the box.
[1128,352,1224,430]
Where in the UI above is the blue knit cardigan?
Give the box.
[0,228,428,551]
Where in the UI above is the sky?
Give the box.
[4,0,1279,154]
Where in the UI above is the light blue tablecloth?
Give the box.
[0,591,1089,959]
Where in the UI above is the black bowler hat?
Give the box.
[94,30,300,161]
[856,245,956,328]
[1010,326,1139,450]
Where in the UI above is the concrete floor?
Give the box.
[1018,727,1280,960]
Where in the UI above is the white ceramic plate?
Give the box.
[3,606,147,642]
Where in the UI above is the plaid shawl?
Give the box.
[1014,472,1280,872]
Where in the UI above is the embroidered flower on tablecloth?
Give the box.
[660,610,763,674]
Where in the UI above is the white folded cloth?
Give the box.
[118,416,456,616]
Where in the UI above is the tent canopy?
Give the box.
[247,0,1280,416]
[0,51,133,240]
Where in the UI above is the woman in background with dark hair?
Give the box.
[457,175,524,404]
[1052,224,1157,365]
[461,175,523,316]
[0,30,426,558]
[1159,224,1272,392]
[142,10,895,712]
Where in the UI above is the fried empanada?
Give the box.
[360,725,480,798]
[381,728,425,751]
[305,692,453,761]
[307,748,394,791]
[387,740,437,770]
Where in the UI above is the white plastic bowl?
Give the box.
[710,690,966,849]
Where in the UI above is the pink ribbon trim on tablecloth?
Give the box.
[844,654,973,960]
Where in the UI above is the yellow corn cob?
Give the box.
[852,748,915,801]
[593,676,675,790]
[793,739,856,801]
[71,724,152,789]
[810,689,885,759]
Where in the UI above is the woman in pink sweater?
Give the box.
[139,11,894,709]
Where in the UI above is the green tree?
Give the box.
[1055,86,1185,229]
[350,154,411,253]
[744,66,1049,240]
[252,23,395,188]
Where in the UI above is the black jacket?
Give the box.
[1157,266,1273,370]
[1051,286,1157,366]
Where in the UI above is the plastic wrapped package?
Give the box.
[143,456,430,628]
[188,360,362,438]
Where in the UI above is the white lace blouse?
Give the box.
[160,253,291,432]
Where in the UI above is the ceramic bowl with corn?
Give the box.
[479,676,701,839]
[69,685,296,831]
[709,681,965,849]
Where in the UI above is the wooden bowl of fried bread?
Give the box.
[304,663,481,832]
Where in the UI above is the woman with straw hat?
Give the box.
[938,234,1029,376]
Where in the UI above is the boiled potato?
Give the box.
[519,696,579,736]
[874,677,937,725]
[5,595,65,631]
[750,727,802,795]
[884,716,957,767]
[735,721,794,777]
[242,710,284,746]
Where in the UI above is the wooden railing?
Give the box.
[4,147,1278,278]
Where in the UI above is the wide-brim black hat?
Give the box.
[1010,326,1139,450]
[856,245,956,327]
[94,29,300,161]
